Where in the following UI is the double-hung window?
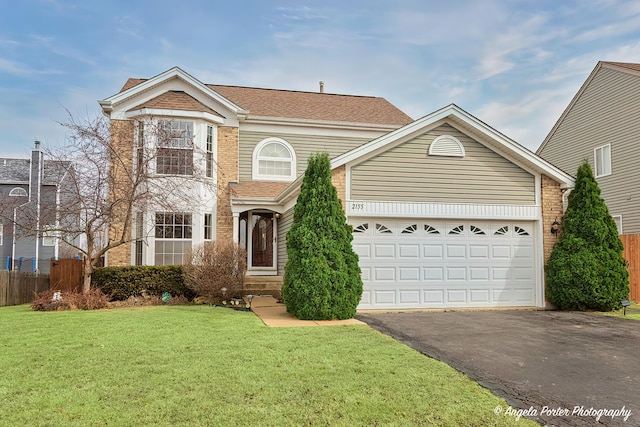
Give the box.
[154,212,192,265]
[156,120,194,175]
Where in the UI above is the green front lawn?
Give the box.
[596,301,640,321]
[0,305,534,426]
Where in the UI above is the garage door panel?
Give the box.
[374,244,395,258]
[424,267,444,281]
[423,244,444,258]
[360,267,371,281]
[374,267,395,281]
[424,290,444,304]
[446,245,466,258]
[447,289,467,303]
[447,267,466,280]
[374,290,396,304]
[399,244,420,258]
[399,290,420,304]
[352,218,538,309]
[469,245,489,258]
[469,267,490,281]
[360,290,372,305]
[513,245,534,258]
[470,289,490,303]
[492,267,510,280]
[513,267,534,280]
[492,245,511,259]
[399,267,420,281]
[353,243,371,259]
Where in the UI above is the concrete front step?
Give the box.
[243,276,283,296]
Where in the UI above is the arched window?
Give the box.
[428,135,465,157]
[9,187,27,197]
[252,138,296,181]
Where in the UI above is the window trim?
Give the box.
[0,223,3,246]
[252,137,296,181]
[612,215,623,234]
[594,144,611,178]
[42,225,56,247]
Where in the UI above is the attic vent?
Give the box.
[428,135,465,158]
[9,187,27,197]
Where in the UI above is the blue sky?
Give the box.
[2,0,640,158]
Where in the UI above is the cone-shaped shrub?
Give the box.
[546,160,629,311]
[283,152,362,320]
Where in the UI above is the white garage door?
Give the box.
[351,219,537,309]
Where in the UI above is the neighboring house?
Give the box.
[0,142,71,273]
[537,61,640,234]
[100,67,573,310]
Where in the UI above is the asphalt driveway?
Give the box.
[357,310,640,426]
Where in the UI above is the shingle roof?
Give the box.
[129,91,225,117]
[603,62,640,72]
[0,159,30,182]
[119,77,412,126]
[0,158,71,184]
[229,181,290,199]
[208,84,413,126]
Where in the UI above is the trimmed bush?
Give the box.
[91,265,193,301]
[283,152,363,320]
[546,160,629,311]
[183,241,247,302]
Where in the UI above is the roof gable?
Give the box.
[333,104,574,188]
[129,91,225,118]
[99,67,246,119]
[538,61,640,155]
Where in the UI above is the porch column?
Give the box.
[232,212,240,244]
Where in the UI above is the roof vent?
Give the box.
[319,81,324,93]
[428,135,465,158]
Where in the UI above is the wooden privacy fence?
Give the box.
[0,271,50,306]
[621,234,640,303]
[50,258,84,293]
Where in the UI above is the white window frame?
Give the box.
[42,225,56,247]
[612,215,623,234]
[252,137,296,181]
[0,223,3,245]
[594,144,611,178]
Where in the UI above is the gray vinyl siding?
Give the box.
[351,124,535,205]
[277,208,294,275]
[239,131,372,182]
[538,66,640,233]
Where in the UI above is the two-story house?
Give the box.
[537,61,640,234]
[0,142,71,273]
[100,67,573,310]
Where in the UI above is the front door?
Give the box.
[250,212,275,269]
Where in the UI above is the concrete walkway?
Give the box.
[250,296,364,327]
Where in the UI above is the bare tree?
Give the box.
[1,112,217,293]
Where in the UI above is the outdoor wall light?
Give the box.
[550,218,561,235]
[274,212,281,219]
